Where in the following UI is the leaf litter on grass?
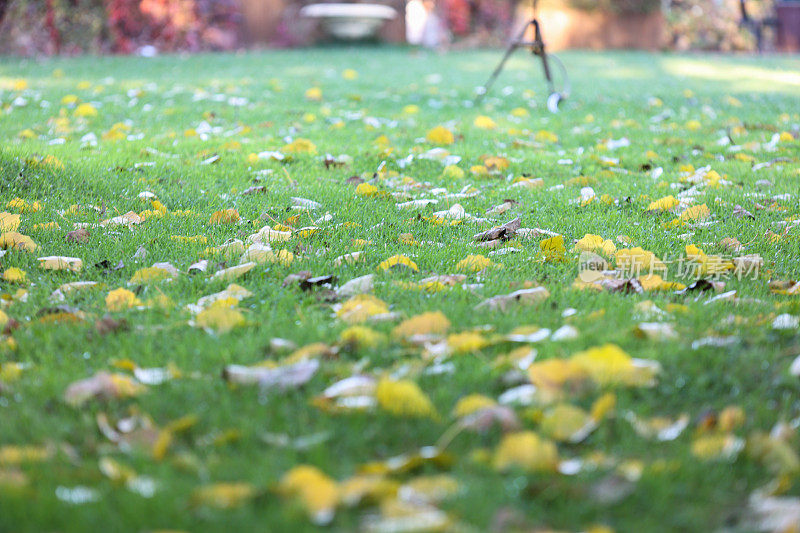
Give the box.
[1,51,800,532]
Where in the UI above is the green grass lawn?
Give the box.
[1,48,800,532]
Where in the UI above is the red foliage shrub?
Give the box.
[0,0,242,55]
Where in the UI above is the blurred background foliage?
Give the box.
[0,0,778,54]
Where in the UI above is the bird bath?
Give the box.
[300,3,397,40]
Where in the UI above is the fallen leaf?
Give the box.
[475,287,550,312]
[493,431,559,472]
[65,228,90,243]
[376,378,438,419]
[194,304,245,334]
[209,209,240,224]
[279,465,339,525]
[223,359,319,390]
[191,482,257,509]
[392,311,450,340]
[0,231,38,252]
[106,288,141,311]
[0,213,21,232]
[211,262,256,282]
[378,255,419,273]
[64,371,146,406]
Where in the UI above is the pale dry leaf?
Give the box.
[64,372,146,406]
[475,287,549,312]
[38,256,83,272]
[223,359,319,390]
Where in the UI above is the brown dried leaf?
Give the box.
[65,228,90,243]
[475,286,550,312]
[473,218,521,243]
[95,315,129,336]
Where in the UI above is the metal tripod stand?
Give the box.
[475,13,570,113]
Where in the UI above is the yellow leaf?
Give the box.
[638,274,685,292]
[336,295,390,324]
[152,430,173,461]
[0,231,38,252]
[63,371,146,406]
[10,79,28,91]
[284,342,332,364]
[529,358,589,391]
[192,482,257,509]
[0,445,51,465]
[393,311,450,339]
[493,431,559,472]
[535,130,558,143]
[305,87,322,101]
[74,103,98,117]
[746,432,800,475]
[355,183,379,197]
[106,288,141,311]
[686,119,701,131]
[691,434,744,461]
[473,115,497,129]
[32,221,59,230]
[452,394,496,417]
[718,406,746,432]
[447,331,489,354]
[571,344,658,387]
[38,256,83,272]
[279,465,339,524]
[456,254,493,273]
[0,337,17,353]
[339,475,399,506]
[209,209,240,224]
[591,392,617,420]
[704,170,724,187]
[194,304,245,334]
[99,457,137,483]
[574,234,616,256]
[282,138,317,154]
[376,378,438,419]
[2,268,27,284]
[540,403,595,442]
[442,165,465,179]
[680,203,711,222]
[210,262,256,282]
[425,126,454,145]
[0,213,20,232]
[511,176,544,188]
[6,198,41,213]
[615,247,664,273]
[378,254,419,272]
[245,246,294,266]
[540,235,567,262]
[470,164,489,177]
[483,156,509,171]
[339,326,385,350]
[129,267,171,284]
